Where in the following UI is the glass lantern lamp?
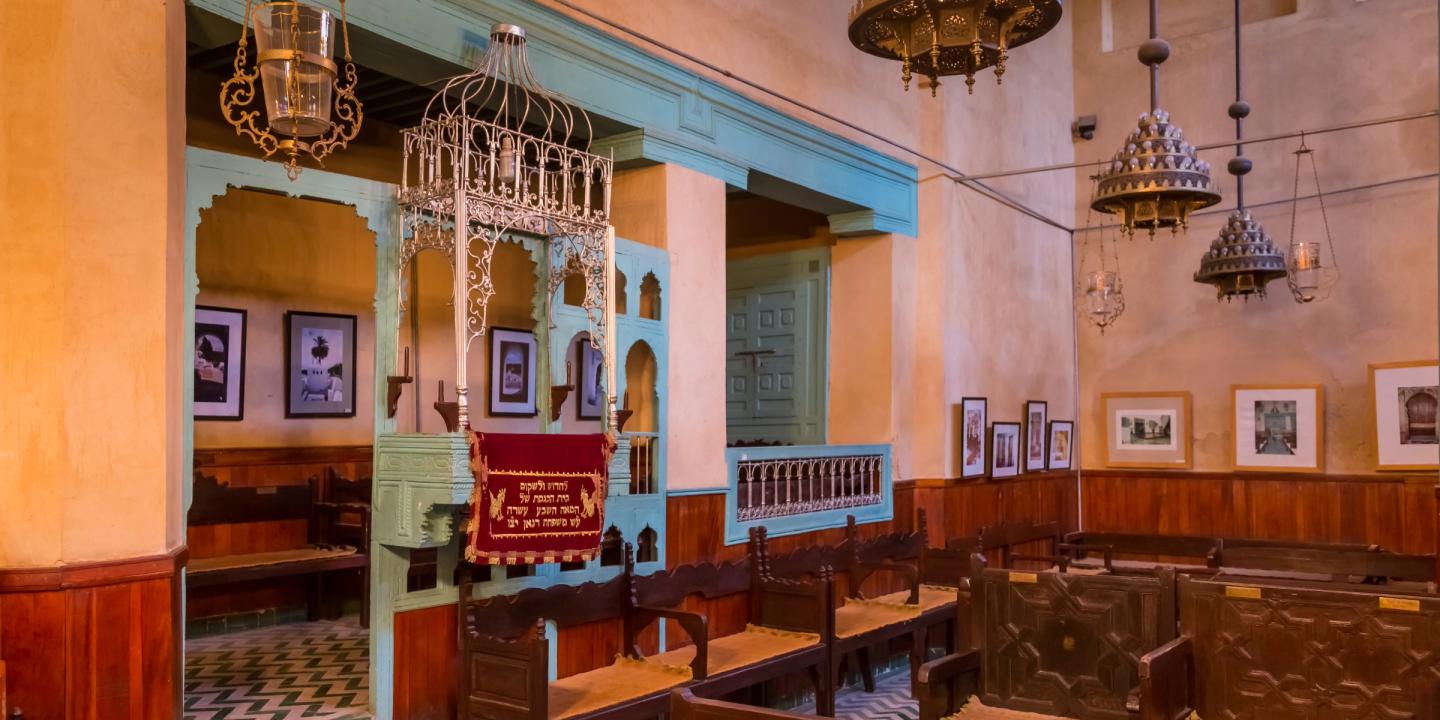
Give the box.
[1284,137,1340,303]
[1085,270,1121,321]
[220,0,363,179]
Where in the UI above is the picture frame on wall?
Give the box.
[990,422,1022,479]
[576,336,604,421]
[1047,420,1074,470]
[959,397,988,479]
[1232,384,1324,473]
[1102,391,1192,468]
[285,311,357,418]
[490,327,538,417]
[194,305,247,421]
[1370,361,1439,471]
[1024,400,1048,472]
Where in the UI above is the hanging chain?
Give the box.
[1306,136,1340,284]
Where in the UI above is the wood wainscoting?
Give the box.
[388,471,1077,720]
[0,547,187,720]
[1080,469,1437,553]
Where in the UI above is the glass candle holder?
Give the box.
[253,2,337,138]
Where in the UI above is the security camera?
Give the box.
[1072,115,1097,141]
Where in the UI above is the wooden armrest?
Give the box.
[1059,543,1114,572]
[853,560,919,604]
[1138,636,1194,720]
[1010,553,1071,571]
[917,650,981,720]
[631,605,709,679]
[755,569,835,638]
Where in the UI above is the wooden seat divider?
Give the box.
[1208,538,1437,587]
[631,544,836,716]
[187,471,371,627]
[918,555,1185,720]
[1146,574,1440,720]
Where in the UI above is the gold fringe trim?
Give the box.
[743,624,821,643]
[923,584,960,592]
[615,654,692,677]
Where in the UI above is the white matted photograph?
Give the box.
[1101,392,1192,468]
[1371,361,1439,471]
[1232,385,1324,472]
[960,397,988,479]
[194,306,247,421]
[1048,420,1074,470]
[990,422,1022,479]
[1024,400,1048,472]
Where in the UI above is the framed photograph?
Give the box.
[959,397,988,479]
[576,337,604,421]
[490,327,538,417]
[285,311,357,418]
[1232,385,1324,473]
[194,305,247,421]
[1024,400,1048,473]
[990,422,1022,479]
[1370,361,1439,471]
[1047,420,1074,470]
[1102,391,1192,468]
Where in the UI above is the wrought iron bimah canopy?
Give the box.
[398,23,617,430]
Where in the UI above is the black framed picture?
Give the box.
[960,397,987,479]
[284,311,358,418]
[1047,420,1074,470]
[194,305,247,421]
[1024,400,1048,473]
[576,337,604,420]
[989,422,1022,479]
[489,327,538,417]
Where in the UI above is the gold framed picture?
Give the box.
[1231,384,1324,473]
[1101,391,1192,469]
[1370,361,1439,471]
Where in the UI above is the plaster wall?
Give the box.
[194,190,379,448]
[561,0,1081,480]
[0,0,185,565]
[1072,0,1439,473]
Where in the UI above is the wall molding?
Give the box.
[193,444,374,468]
[911,470,1079,489]
[1080,468,1435,485]
[0,546,188,593]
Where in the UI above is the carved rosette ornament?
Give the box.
[846,0,1063,96]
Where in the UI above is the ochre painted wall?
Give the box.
[1072,0,1438,473]
[195,189,380,448]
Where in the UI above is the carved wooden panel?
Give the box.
[1180,576,1440,720]
[976,567,1176,720]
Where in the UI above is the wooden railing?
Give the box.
[628,432,660,495]
[723,444,893,544]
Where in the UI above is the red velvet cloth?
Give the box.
[465,431,614,565]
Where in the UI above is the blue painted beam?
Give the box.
[190,0,918,237]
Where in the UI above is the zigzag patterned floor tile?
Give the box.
[793,670,919,720]
[185,618,372,720]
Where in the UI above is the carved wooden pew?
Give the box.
[630,552,835,716]
[187,471,371,627]
[1147,575,1440,720]
[917,556,1184,720]
[1208,538,1436,587]
[669,688,811,720]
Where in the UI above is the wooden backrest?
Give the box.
[1063,532,1217,560]
[845,513,925,565]
[460,546,633,641]
[461,620,548,720]
[978,520,1062,567]
[1179,575,1440,720]
[1212,540,1436,584]
[670,688,809,719]
[187,471,313,526]
[748,527,837,637]
[632,558,751,608]
[973,561,1177,720]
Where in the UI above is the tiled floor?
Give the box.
[183,617,917,720]
[185,618,371,720]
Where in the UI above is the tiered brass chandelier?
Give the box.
[846,0,1063,97]
[1091,0,1220,236]
[220,0,363,180]
[1193,0,1286,301]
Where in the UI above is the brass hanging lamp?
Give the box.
[1193,0,1286,301]
[219,1,364,180]
[846,0,1063,97]
[1076,176,1126,334]
[1284,133,1341,303]
[1090,0,1220,236]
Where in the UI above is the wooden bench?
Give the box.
[918,556,1183,720]
[460,543,837,719]
[187,471,371,627]
[632,545,835,716]
[669,688,810,720]
[1151,574,1440,720]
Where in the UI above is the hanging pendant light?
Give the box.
[846,0,1063,97]
[1194,0,1286,301]
[1076,176,1126,334]
[1284,134,1341,303]
[1090,0,1220,237]
[219,1,364,180]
